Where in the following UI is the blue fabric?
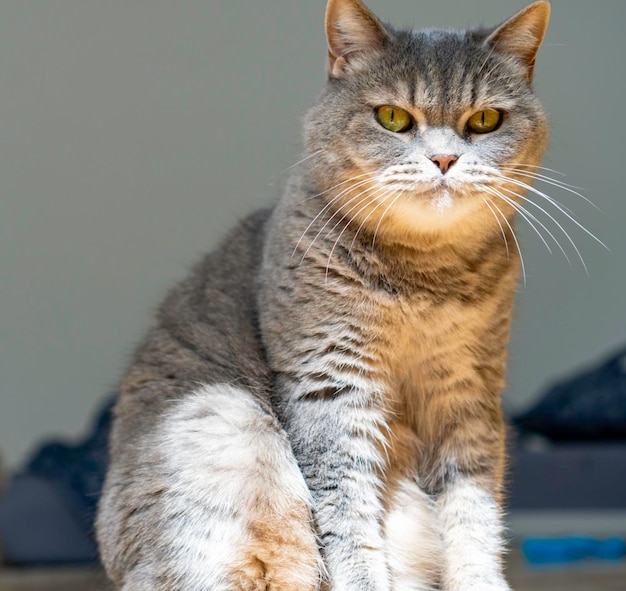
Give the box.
[514,347,626,441]
[0,395,116,564]
[25,395,116,533]
[0,474,98,564]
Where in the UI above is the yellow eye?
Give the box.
[376,105,412,133]
[467,109,503,134]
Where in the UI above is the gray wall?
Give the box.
[1,0,624,469]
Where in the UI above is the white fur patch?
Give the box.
[156,384,319,590]
[432,189,453,212]
[384,479,442,591]
[437,476,510,591]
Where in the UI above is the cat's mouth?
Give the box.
[379,178,480,206]
[372,175,498,221]
[377,169,498,200]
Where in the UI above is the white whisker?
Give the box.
[501,166,580,189]
[371,191,405,251]
[502,176,608,251]
[496,185,584,270]
[504,163,567,177]
[484,194,527,286]
[487,186,576,269]
[293,174,378,260]
[300,185,377,264]
[325,187,397,282]
[500,167,599,211]
[283,149,323,173]
[324,185,392,242]
[484,186,556,256]
[482,197,510,259]
[303,170,378,202]
[348,187,401,254]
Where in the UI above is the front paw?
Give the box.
[445,576,511,591]
[228,514,323,591]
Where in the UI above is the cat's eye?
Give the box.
[466,109,503,134]
[376,105,413,133]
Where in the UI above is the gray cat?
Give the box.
[97,1,551,590]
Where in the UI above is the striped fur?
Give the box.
[97,1,551,589]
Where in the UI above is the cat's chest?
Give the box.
[367,290,500,413]
[374,295,469,376]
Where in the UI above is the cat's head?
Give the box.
[303,0,550,247]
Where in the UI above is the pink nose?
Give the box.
[429,154,459,174]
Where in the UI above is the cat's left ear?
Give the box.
[325,0,389,79]
[486,1,551,81]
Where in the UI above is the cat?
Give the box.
[97,1,551,590]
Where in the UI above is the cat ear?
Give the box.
[486,1,551,81]
[325,0,389,79]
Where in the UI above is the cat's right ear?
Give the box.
[325,0,389,79]
[486,1,551,81]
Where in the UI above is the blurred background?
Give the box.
[0,0,624,584]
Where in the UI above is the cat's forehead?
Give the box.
[391,27,492,74]
[364,27,522,120]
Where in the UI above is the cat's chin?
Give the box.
[411,189,482,222]
[405,184,485,214]
[426,188,456,213]
[368,185,501,244]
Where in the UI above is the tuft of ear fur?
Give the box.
[325,0,389,79]
[486,1,550,81]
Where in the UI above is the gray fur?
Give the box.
[97,2,550,590]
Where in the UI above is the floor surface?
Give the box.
[1,550,625,591]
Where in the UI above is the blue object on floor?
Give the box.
[523,537,626,565]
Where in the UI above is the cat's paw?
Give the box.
[229,554,320,591]
[444,578,511,591]
[227,513,323,591]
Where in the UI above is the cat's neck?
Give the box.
[287,178,520,300]
[348,227,519,301]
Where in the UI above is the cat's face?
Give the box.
[304,0,550,245]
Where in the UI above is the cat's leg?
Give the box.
[282,387,392,591]
[436,471,509,591]
[428,405,509,591]
[98,384,322,591]
[384,478,443,591]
